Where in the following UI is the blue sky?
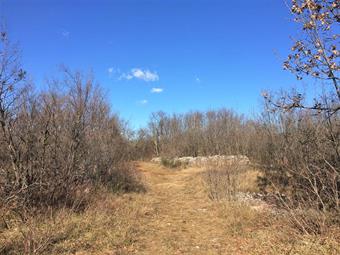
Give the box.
[2,0,309,128]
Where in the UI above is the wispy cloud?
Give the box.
[61,29,70,38]
[108,67,114,74]
[120,68,159,82]
[138,99,148,105]
[107,67,121,77]
[195,77,201,83]
[151,87,163,93]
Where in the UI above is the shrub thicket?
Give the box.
[0,33,143,213]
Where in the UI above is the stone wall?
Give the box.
[151,155,250,167]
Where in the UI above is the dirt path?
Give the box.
[114,162,337,255]
[129,162,251,255]
[3,161,336,255]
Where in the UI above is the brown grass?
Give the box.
[1,162,339,255]
[202,162,261,201]
[0,191,143,254]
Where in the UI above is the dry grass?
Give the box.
[202,162,260,201]
[0,191,144,255]
[1,162,339,255]
[237,167,261,193]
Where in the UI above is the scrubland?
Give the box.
[1,161,339,254]
[1,1,340,253]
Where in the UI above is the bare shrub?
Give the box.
[160,157,188,169]
[203,162,247,201]
[95,163,145,193]
[0,33,143,213]
[257,0,340,234]
[131,128,154,160]
[141,109,255,159]
[257,108,340,234]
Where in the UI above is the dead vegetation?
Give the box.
[202,161,250,201]
[0,0,339,253]
[1,159,339,254]
[0,31,144,255]
[0,32,143,214]
[1,191,143,255]
[258,0,340,235]
[200,161,340,254]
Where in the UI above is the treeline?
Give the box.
[132,105,339,233]
[133,109,261,159]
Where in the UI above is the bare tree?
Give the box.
[257,2,340,233]
[264,0,339,115]
[0,30,29,204]
[141,108,252,159]
[0,31,143,212]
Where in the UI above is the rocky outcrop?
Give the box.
[151,155,250,167]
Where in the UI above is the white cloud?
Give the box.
[195,77,201,83]
[139,99,148,105]
[120,68,159,82]
[108,67,121,77]
[151,87,163,93]
[108,67,114,74]
[121,73,134,80]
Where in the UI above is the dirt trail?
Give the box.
[129,162,249,255]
